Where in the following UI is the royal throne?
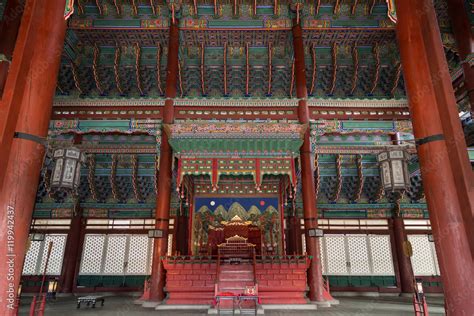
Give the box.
[207,215,262,256]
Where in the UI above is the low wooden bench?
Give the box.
[77,296,105,309]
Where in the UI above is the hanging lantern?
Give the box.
[50,147,86,193]
[377,149,410,192]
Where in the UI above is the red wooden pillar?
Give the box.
[390,217,414,293]
[292,18,324,302]
[59,208,85,293]
[148,20,179,302]
[0,1,66,313]
[395,0,474,314]
[446,0,474,112]
[0,0,24,95]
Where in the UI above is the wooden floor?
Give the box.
[18,294,446,315]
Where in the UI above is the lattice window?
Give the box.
[103,235,127,274]
[347,235,371,275]
[80,234,153,275]
[324,235,348,275]
[80,235,105,274]
[22,234,66,275]
[408,235,439,276]
[38,235,67,275]
[369,235,394,275]
[319,237,326,274]
[321,234,395,276]
[127,235,149,275]
[148,238,154,274]
[167,234,173,256]
[22,241,42,275]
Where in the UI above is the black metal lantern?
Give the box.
[377,149,410,192]
[50,147,86,193]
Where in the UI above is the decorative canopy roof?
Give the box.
[165,122,306,156]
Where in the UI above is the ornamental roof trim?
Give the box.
[53,97,408,108]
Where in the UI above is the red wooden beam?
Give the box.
[0,0,43,188]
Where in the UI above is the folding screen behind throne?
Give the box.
[192,198,281,256]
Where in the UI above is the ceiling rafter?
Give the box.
[328,43,338,95]
[290,57,295,97]
[245,42,250,96]
[267,42,273,96]
[70,62,84,95]
[134,43,144,96]
[331,154,342,202]
[178,57,184,97]
[310,43,317,95]
[114,45,124,95]
[113,0,122,16]
[351,0,358,15]
[95,0,103,16]
[200,42,206,96]
[353,154,364,202]
[131,0,139,17]
[391,61,402,96]
[77,0,85,15]
[315,0,321,15]
[369,0,376,15]
[92,44,105,95]
[150,0,157,15]
[274,0,278,16]
[370,43,380,95]
[156,43,163,95]
[223,42,228,96]
[334,0,341,14]
[350,45,359,95]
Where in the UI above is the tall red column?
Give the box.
[0,0,24,95]
[59,208,85,293]
[148,20,179,302]
[292,19,324,302]
[390,217,414,294]
[0,1,67,313]
[395,0,474,314]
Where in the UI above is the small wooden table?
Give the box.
[77,296,105,309]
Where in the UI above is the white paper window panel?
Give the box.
[80,235,106,274]
[347,236,371,275]
[325,235,348,275]
[80,234,153,275]
[148,238,154,274]
[38,235,67,275]
[22,234,67,275]
[322,234,395,276]
[103,235,127,274]
[319,237,326,274]
[408,235,439,276]
[127,235,149,274]
[22,240,42,275]
[369,235,395,275]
